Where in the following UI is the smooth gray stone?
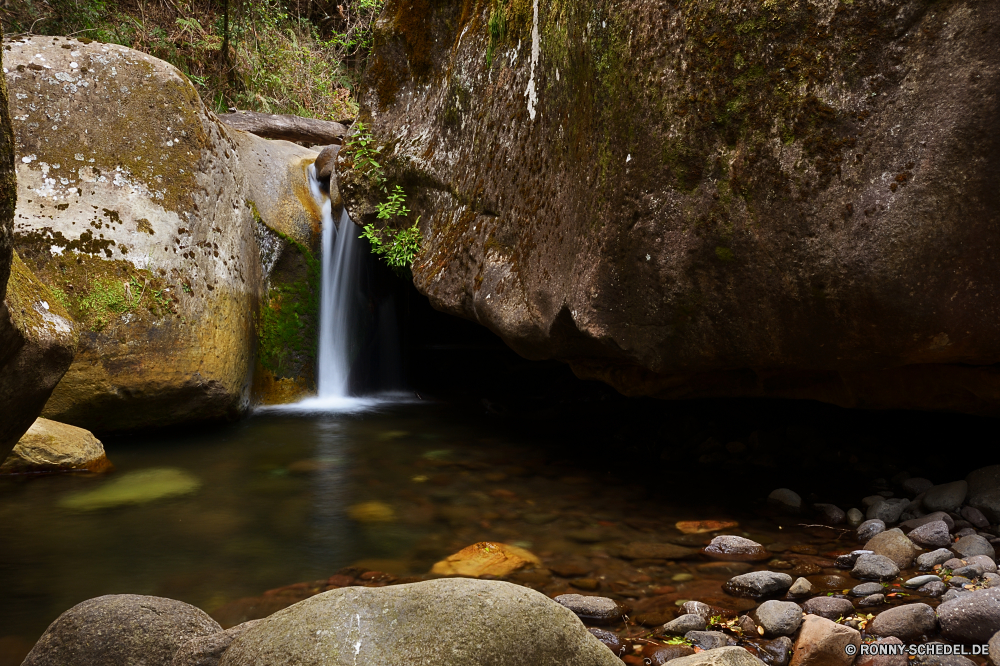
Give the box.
[908,520,952,549]
[904,574,942,588]
[858,519,886,542]
[751,600,802,637]
[663,614,707,635]
[868,603,937,641]
[801,596,854,620]
[684,631,735,651]
[852,553,899,581]
[722,571,793,599]
[917,548,955,571]
[924,481,968,512]
[953,535,996,560]
[851,582,884,596]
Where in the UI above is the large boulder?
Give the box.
[4,36,323,429]
[340,0,1000,414]
[218,578,623,666]
[0,416,110,473]
[966,465,1000,523]
[21,594,221,666]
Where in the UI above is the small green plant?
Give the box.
[360,218,423,274]
[376,185,410,219]
[347,120,385,185]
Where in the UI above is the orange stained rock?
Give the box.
[675,520,740,534]
[430,542,542,577]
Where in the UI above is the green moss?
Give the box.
[714,246,734,263]
[256,220,320,379]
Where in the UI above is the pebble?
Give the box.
[702,535,770,562]
[752,600,803,637]
[857,519,886,542]
[962,506,990,529]
[684,630,733,650]
[852,553,900,581]
[847,508,864,527]
[904,574,942,588]
[953,534,996,560]
[858,593,885,607]
[663,614,706,635]
[722,571,794,599]
[801,596,854,620]
[917,548,954,571]
[907,520,952,549]
[788,577,813,597]
[923,481,968,512]
[553,594,623,622]
[836,550,873,568]
[851,582,884,596]
[588,628,626,659]
[868,603,937,641]
[769,488,802,512]
[937,588,1000,642]
[918,580,948,597]
[814,504,846,525]
[903,477,934,496]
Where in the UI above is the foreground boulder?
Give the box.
[4,36,324,428]
[341,0,1000,414]
[0,416,110,473]
[937,588,1000,643]
[218,578,623,666]
[22,594,221,666]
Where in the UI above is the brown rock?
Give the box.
[863,529,920,570]
[430,542,541,577]
[342,0,1000,415]
[314,144,340,182]
[855,637,907,666]
[789,615,861,666]
[1,417,110,474]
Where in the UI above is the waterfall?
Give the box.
[263,163,404,413]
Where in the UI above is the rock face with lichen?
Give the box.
[1,45,79,460]
[4,36,323,429]
[340,0,1000,413]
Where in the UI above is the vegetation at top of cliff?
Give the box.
[1,0,387,119]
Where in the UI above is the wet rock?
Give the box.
[917,549,955,570]
[868,603,937,641]
[856,637,907,666]
[58,468,201,510]
[221,579,621,666]
[919,580,948,597]
[646,644,697,665]
[787,577,812,597]
[836,550,873,569]
[863,529,920,569]
[685,631,734,650]
[908,521,952,549]
[588,629,627,659]
[758,637,793,666]
[851,582,884,597]
[430,542,541,577]
[22,594,220,666]
[0,417,111,474]
[903,574,942,588]
[937,588,1000,642]
[172,620,263,666]
[723,572,794,599]
[620,542,699,560]
[789,615,860,666]
[703,536,770,562]
[852,553,900,581]
[555,594,624,623]
[924,482,968,513]
[801,597,853,621]
[752,601,802,637]
[847,509,864,528]
[858,520,886,542]
[663,614,707,635]
[966,465,1000,523]
[681,601,716,622]
[813,504,846,525]
[738,615,758,635]
[313,144,339,182]
[768,489,802,512]
[867,499,908,525]
[952,535,996,560]
[962,506,990,529]
[858,593,886,607]
[903,478,934,496]
[667,646,767,666]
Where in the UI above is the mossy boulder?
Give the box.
[4,36,323,428]
[341,0,1000,414]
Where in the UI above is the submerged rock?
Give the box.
[218,579,622,666]
[22,594,220,666]
[430,541,541,577]
[340,0,1000,415]
[1,417,110,474]
[58,467,201,510]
